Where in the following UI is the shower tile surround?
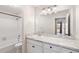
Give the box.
[0,6,22,53]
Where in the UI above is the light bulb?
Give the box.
[53,7,57,13]
[47,8,51,11]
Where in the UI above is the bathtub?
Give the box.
[0,41,22,53]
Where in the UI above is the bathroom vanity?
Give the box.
[24,6,79,53]
[26,35,79,53]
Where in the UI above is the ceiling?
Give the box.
[0,5,74,16]
[0,5,22,16]
[32,5,57,9]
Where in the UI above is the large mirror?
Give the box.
[34,5,74,38]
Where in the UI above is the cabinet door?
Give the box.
[43,43,74,53]
[68,50,79,53]
[26,39,43,53]
[44,47,57,53]
[44,43,61,53]
[27,42,43,53]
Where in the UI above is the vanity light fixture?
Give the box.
[40,5,57,15]
[40,8,47,15]
[47,7,52,12]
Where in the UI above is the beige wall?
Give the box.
[22,6,35,35]
[75,6,79,39]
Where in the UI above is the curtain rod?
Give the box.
[0,12,21,18]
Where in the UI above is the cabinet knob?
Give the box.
[69,52,72,53]
[32,46,35,48]
[50,46,52,48]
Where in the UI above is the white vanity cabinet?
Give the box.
[26,39,79,53]
[26,39,43,53]
[43,43,78,53]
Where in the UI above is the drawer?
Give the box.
[43,43,73,53]
[26,39,43,47]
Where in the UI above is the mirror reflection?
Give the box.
[55,15,70,36]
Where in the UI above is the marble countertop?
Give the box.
[26,34,79,50]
